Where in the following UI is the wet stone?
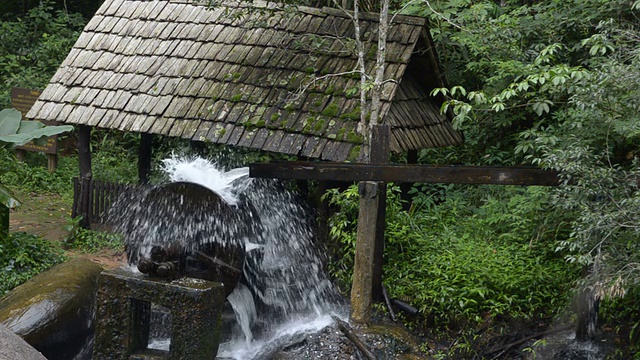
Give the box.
[92,269,225,360]
[0,258,103,360]
[0,324,47,360]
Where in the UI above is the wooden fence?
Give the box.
[72,177,139,226]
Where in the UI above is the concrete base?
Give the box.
[93,269,224,360]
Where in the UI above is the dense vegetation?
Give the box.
[0,0,639,358]
[0,231,66,294]
[327,184,578,325]
[328,0,640,357]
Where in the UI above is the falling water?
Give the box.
[110,155,343,359]
[227,283,257,343]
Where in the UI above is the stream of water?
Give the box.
[114,155,344,359]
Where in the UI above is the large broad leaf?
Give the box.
[0,108,73,147]
[0,183,20,209]
[24,125,74,146]
[0,124,74,146]
[16,120,44,134]
[0,109,21,136]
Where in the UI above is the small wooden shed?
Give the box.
[27,0,461,164]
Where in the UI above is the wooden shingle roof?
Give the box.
[27,0,462,161]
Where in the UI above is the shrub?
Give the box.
[64,217,123,253]
[325,184,579,328]
[0,232,66,294]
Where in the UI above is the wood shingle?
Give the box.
[28,0,462,161]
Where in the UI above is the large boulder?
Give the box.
[0,324,46,360]
[0,258,103,360]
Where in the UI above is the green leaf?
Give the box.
[0,109,21,136]
[16,120,44,134]
[0,184,20,209]
[0,118,73,146]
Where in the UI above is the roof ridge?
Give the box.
[163,0,426,26]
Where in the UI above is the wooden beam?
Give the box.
[249,162,561,186]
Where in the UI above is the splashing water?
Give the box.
[111,156,342,359]
[161,156,249,206]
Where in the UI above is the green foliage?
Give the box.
[0,148,77,198]
[0,183,20,209]
[326,184,578,327]
[0,108,73,147]
[599,287,640,358]
[0,232,66,294]
[518,21,640,306]
[0,0,85,108]
[402,0,640,333]
[64,217,123,253]
[405,0,639,166]
[90,129,140,184]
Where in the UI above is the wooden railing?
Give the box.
[72,177,139,226]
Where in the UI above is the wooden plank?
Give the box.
[333,142,354,161]
[249,128,270,149]
[249,162,562,186]
[237,128,257,148]
[226,125,245,146]
[300,136,320,157]
[263,130,285,152]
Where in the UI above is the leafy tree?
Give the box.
[409,0,640,329]
[532,23,640,301]
[0,0,85,108]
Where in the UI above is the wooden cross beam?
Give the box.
[249,162,562,186]
[249,127,564,326]
[249,158,562,324]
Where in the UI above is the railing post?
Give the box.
[78,125,92,229]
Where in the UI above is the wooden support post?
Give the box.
[138,133,153,185]
[78,125,92,229]
[350,125,390,324]
[351,181,380,324]
[47,154,58,173]
[370,126,390,302]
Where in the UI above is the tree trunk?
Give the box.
[349,0,391,323]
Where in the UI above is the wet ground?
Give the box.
[8,191,126,269]
[252,321,428,360]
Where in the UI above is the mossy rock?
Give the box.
[0,258,103,360]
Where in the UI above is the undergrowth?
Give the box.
[326,184,579,330]
[0,232,66,294]
[63,217,124,253]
